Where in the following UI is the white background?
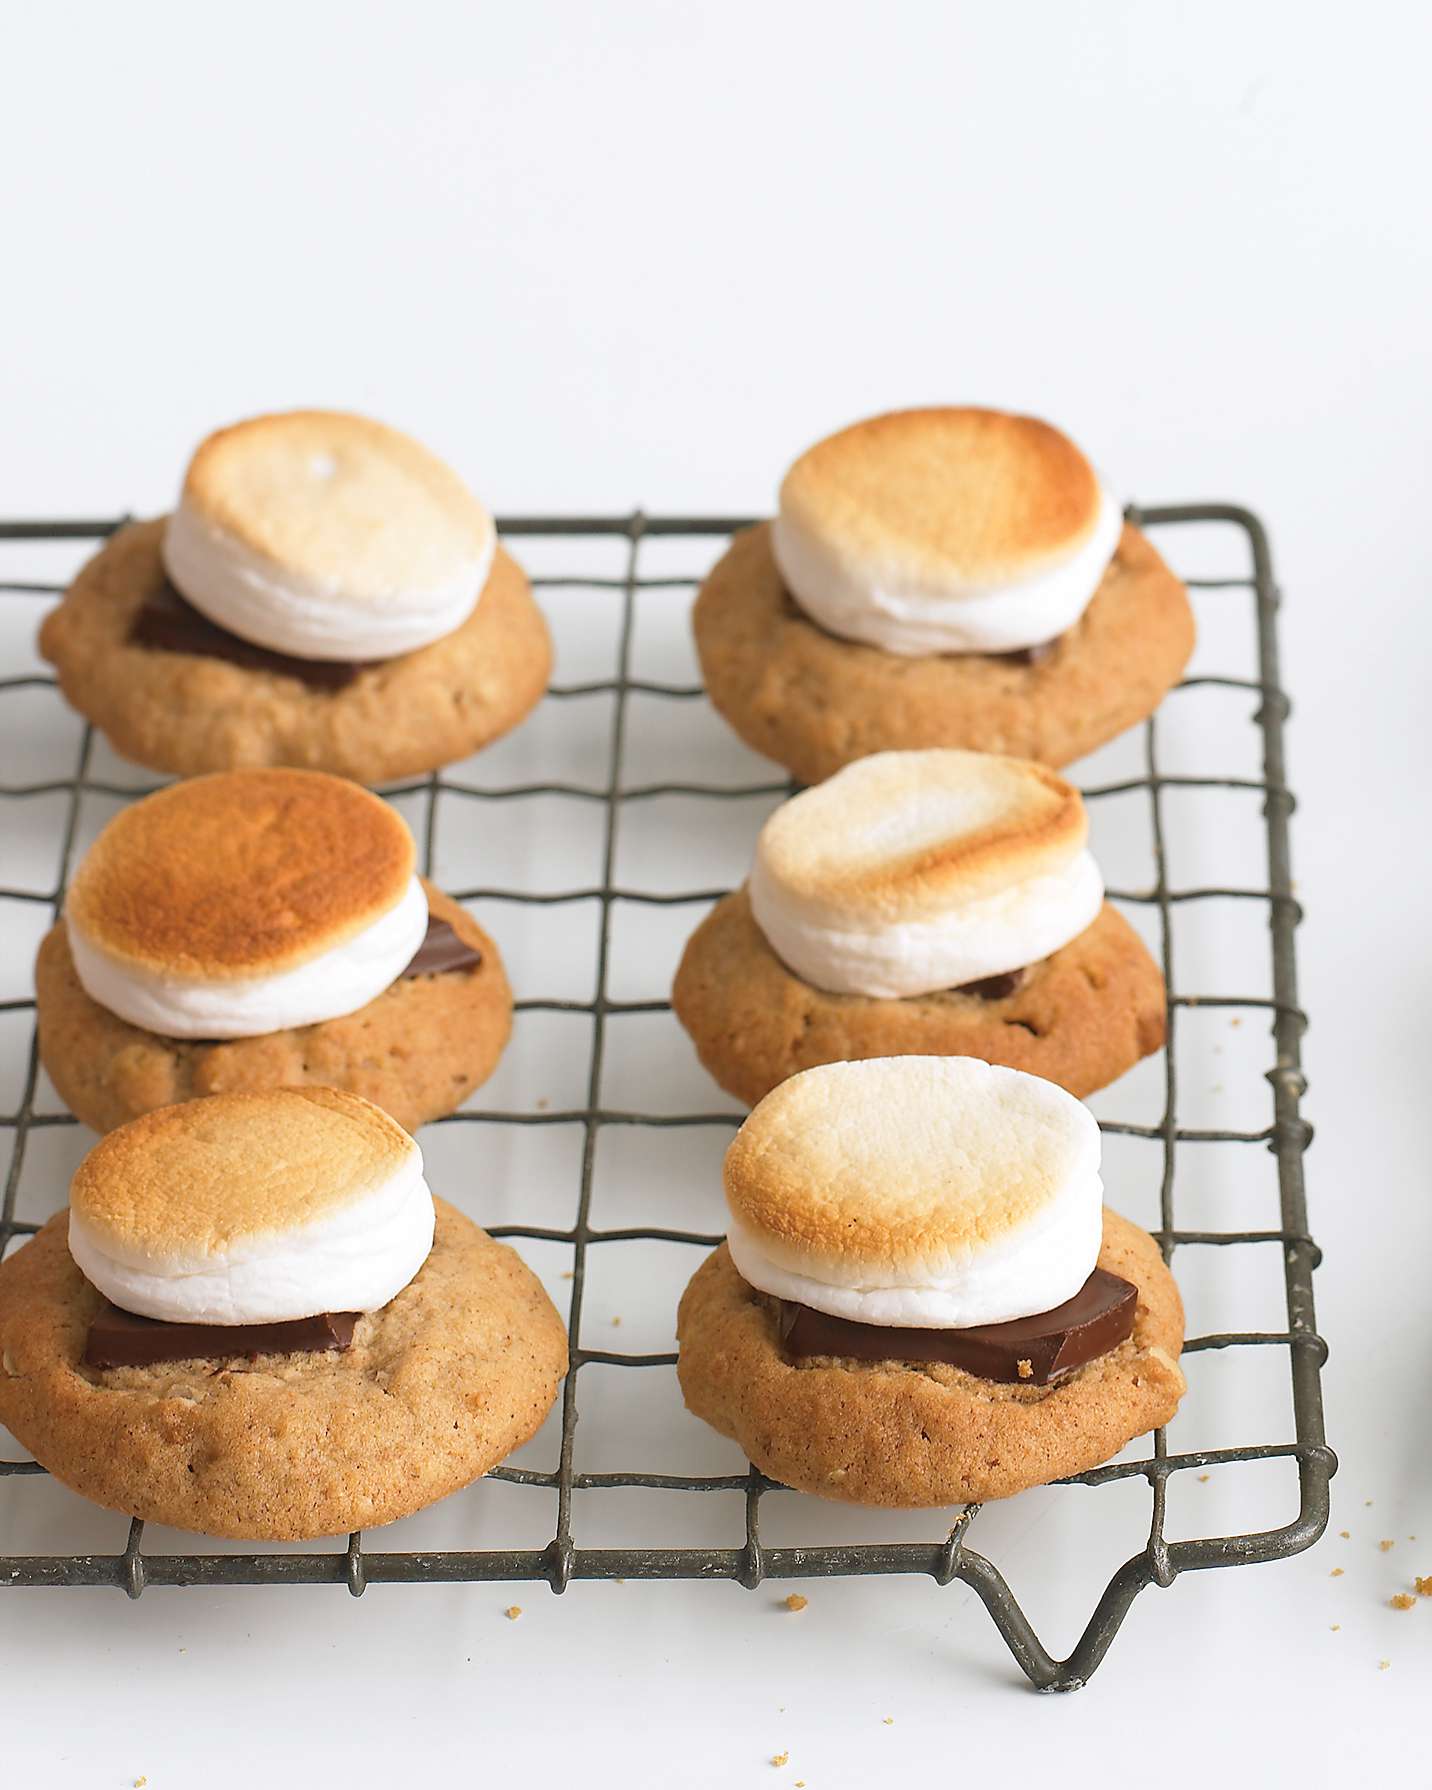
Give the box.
[2,2,1430,1783]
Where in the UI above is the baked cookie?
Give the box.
[677,1058,1184,1506]
[693,408,1194,783]
[0,1089,568,1539]
[36,769,511,1133]
[673,750,1164,1104]
[39,411,550,782]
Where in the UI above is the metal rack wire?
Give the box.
[0,505,1332,1689]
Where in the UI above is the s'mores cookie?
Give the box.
[0,1089,567,1538]
[39,410,551,781]
[693,407,1194,781]
[36,769,511,1133]
[677,1058,1184,1506]
[673,750,1164,1104]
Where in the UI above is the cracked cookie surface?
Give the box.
[676,1208,1184,1506]
[39,518,551,782]
[673,889,1165,1106]
[693,521,1194,782]
[0,1199,568,1539]
[36,882,511,1134]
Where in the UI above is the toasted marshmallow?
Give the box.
[724,1057,1102,1329]
[161,410,496,661]
[67,1088,435,1324]
[65,769,429,1038]
[772,407,1122,656]
[748,750,1103,998]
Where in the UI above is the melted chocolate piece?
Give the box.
[777,1267,1136,1385]
[949,966,1029,1000]
[400,915,482,977]
[129,576,380,692]
[84,1303,359,1370]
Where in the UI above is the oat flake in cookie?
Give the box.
[693,406,1195,781]
[36,768,512,1133]
[672,749,1165,1105]
[0,1089,568,1540]
[39,409,551,781]
[676,1058,1184,1506]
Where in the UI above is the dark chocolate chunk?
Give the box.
[399,915,482,977]
[84,1302,360,1369]
[776,1267,1137,1385]
[949,966,1029,1000]
[129,575,382,692]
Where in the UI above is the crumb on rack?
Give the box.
[504,1605,522,1620]
[784,1593,808,1612]
[1330,1568,1343,1577]
[1390,1594,1416,1611]
[1016,1359,1033,1380]
[1197,1473,1210,1483]
[1379,1539,1395,1552]
[1339,1530,1350,1540]
[772,1752,789,1768]
[1415,1576,1432,1597]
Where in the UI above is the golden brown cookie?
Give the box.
[36,882,511,1134]
[676,1207,1184,1506]
[0,1198,567,1539]
[672,888,1164,1106]
[38,518,551,783]
[693,521,1194,782]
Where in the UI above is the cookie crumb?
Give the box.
[1330,1624,1340,1632]
[1016,1359,1033,1380]
[504,1605,522,1620]
[560,1270,574,1280]
[1390,1594,1416,1611]
[135,1780,147,1788]
[772,1752,789,1768]
[1330,1568,1343,1578]
[1365,1499,1373,1507]
[535,1096,550,1111]
[784,1593,808,1612]
[1415,1576,1432,1597]
[883,1716,894,1726]
[1378,1659,1390,1671]
[1229,1017,1241,1028]
[1197,1473,1210,1483]
[611,1315,622,1327]
[1379,1539,1395,1552]
[1339,1530,1350,1540]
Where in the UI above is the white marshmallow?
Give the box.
[772,482,1123,657]
[68,874,430,1039]
[726,1175,1102,1330]
[162,495,496,662]
[68,1143,435,1325]
[750,846,1104,999]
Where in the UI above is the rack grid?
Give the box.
[0,505,1332,1690]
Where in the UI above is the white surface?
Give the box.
[773,480,1123,655]
[1,2,1429,1784]
[69,872,429,1038]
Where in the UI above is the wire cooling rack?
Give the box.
[0,506,1332,1690]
